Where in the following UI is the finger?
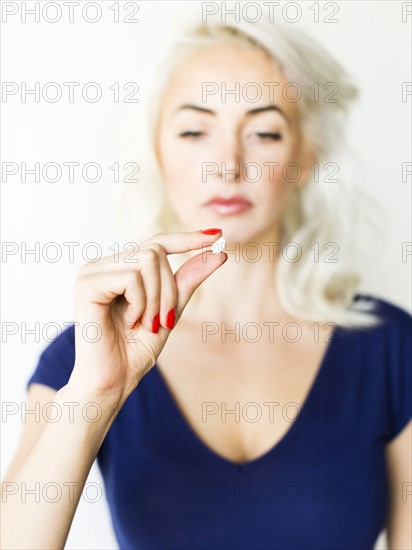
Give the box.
[76,230,222,275]
[156,250,178,331]
[130,250,178,332]
[141,228,223,256]
[134,248,161,333]
[173,249,228,323]
[74,269,146,328]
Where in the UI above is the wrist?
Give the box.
[64,368,135,410]
[55,381,127,423]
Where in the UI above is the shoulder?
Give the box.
[352,294,412,443]
[40,323,76,359]
[353,292,411,317]
[349,293,412,372]
[352,292,412,333]
[26,323,76,392]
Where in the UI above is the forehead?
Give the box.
[162,45,298,118]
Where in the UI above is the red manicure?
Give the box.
[152,313,160,334]
[166,308,175,330]
[201,228,221,235]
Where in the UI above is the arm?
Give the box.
[1,229,226,549]
[1,381,126,550]
[385,418,412,550]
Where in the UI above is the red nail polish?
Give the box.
[152,313,160,334]
[132,318,140,330]
[201,228,221,235]
[166,308,175,330]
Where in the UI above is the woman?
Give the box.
[2,17,411,550]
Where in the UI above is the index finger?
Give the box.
[141,228,223,255]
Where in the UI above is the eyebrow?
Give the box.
[172,104,291,125]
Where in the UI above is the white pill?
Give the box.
[211,236,226,254]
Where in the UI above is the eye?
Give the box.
[178,131,204,138]
[256,132,282,141]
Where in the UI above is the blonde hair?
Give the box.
[117,16,386,330]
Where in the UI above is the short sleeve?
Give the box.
[26,323,76,392]
[382,301,412,443]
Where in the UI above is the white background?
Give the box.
[1,1,411,548]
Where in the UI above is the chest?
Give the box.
[156,320,333,463]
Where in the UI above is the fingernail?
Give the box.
[166,307,175,330]
[201,228,221,235]
[152,313,160,334]
[132,318,140,330]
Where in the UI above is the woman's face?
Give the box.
[156,44,313,243]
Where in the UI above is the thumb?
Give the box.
[174,247,228,321]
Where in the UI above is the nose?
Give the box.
[217,135,243,184]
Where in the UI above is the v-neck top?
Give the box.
[26,293,412,550]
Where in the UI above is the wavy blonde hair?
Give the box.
[117,16,386,330]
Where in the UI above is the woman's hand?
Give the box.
[67,229,226,404]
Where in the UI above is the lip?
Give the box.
[203,195,254,215]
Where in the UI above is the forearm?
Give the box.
[1,382,125,550]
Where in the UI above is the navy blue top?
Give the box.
[26,293,412,550]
